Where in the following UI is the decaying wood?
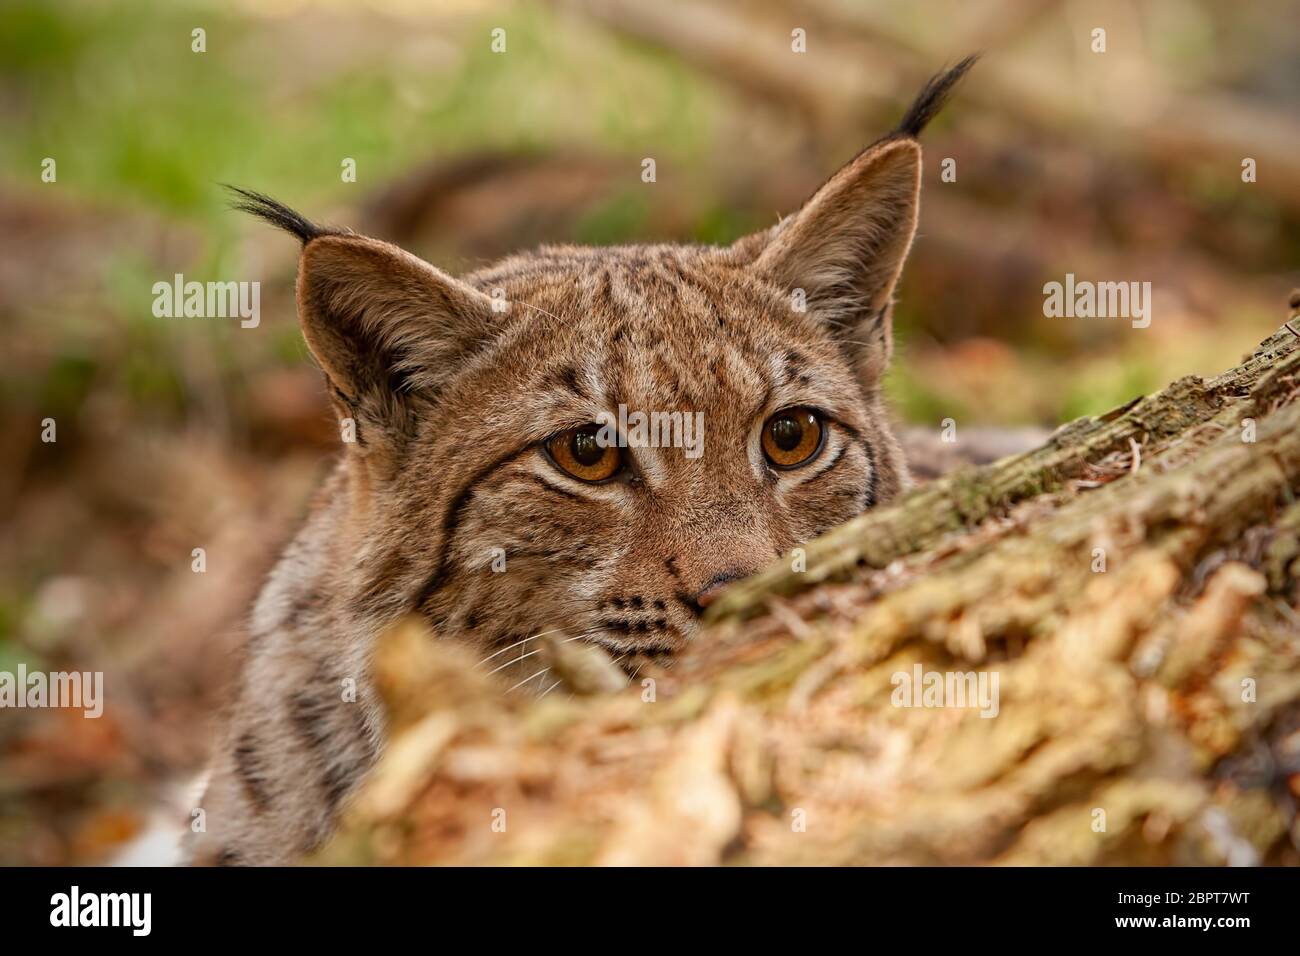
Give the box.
[318,317,1300,866]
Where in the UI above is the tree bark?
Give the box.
[318,319,1300,866]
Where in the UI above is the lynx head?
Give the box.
[232,58,974,683]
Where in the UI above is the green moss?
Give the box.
[572,190,653,245]
[884,360,973,426]
[0,0,721,219]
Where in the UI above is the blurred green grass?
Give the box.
[0,0,722,227]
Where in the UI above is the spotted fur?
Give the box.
[188,59,976,864]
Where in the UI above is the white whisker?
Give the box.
[486,647,542,676]
[508,667,550,693]
[477,629,563,667]
[516,300,564,324]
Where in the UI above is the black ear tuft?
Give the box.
[893,54,979,139]
[223,185,345,245]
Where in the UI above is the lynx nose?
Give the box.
[694,571,746,610]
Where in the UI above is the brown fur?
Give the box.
[189,59,976,864]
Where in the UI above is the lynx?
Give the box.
[188,58,976,864]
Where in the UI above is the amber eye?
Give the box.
[761,408,824,469]
[545,427,623,483]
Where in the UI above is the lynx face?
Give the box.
[274,148,915,678]
[253,163,924,681]
[400,242,905,679]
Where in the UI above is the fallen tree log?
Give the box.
[317,313,1300,866]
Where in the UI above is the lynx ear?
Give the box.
[228,187,500,451]
[753,138,922,381]
[294,234,500,448]
[738,56,976,383]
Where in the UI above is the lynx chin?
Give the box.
[188,56,979,865]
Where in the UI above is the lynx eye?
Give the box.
[761,407,825,469]
[545,426,623,483]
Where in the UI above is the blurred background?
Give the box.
[2,0,1298,864]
